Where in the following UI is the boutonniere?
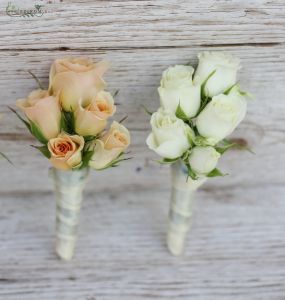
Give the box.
[146,52,252,255]
[11,57,131,260]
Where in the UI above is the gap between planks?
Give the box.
[0,42,283,52]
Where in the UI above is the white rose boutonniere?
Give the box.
[146,52,251,180]
[146,52,252,257]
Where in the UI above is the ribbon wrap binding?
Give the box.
[167,161,206,256]
[50,168,89,260]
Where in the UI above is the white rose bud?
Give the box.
[146,108,193,159]
[196,88,247,144]
[158,65,201,118]
[189,146,221,175]
[194,52,240,97]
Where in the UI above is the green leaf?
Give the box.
[30,121,48,144]
[207,168,228,178]
[233,144,255,154]
[141,105,153,116]
[80,150,94,169]
[195,70,217,116]
[110,156,132,167]
[230,85,250,98]
[185,127,196,145]
[83,135,97,143]
[186,164,198,180]
[222,139,255,154]
[194,135,216,147]
[183,162,198,180]
[115,151,125,160]
[221,139,233,146]
[188,169,197,180]
[224,84,254,100]
[197,97,209,115]
[201,69,216,100]
[197,72,216,116]
[215,143,236,155]
[157,157,180,164]
[96,152,132,170]
[61,111,75,134]
[193,126,199,136]
[240,90,254,100]
[241,145,255,154]
[0,152,13,165]
[185,61,193,66]
[224,83,238,95]
[31,145,51,159]
[68,111,75,132]
[181,150,190,161]
[175,102,189,121]
[60,113,68,132]
[9,106,47,144]
[119,115,128,124]
[8,106,31,132]
[113,90,119,97]
[27,70,44,90]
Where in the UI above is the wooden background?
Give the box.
[0,0,285,299]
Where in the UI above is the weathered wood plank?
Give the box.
[0,0,284,50]
[0,187,285,299]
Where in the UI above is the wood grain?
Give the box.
[0,0,285,299]
[0,0,284,50]
[1,187,285,299]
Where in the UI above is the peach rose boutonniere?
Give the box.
[11,57,131,261]
[11,57,131,172]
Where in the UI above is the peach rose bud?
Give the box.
[16,89,61,141]
[75,91,116,136]
[49,57,110,111]
[48,133,84,170]
[89,121,130,170]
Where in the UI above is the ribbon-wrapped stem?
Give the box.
[167,161,206,256]
[50,167,89,261]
